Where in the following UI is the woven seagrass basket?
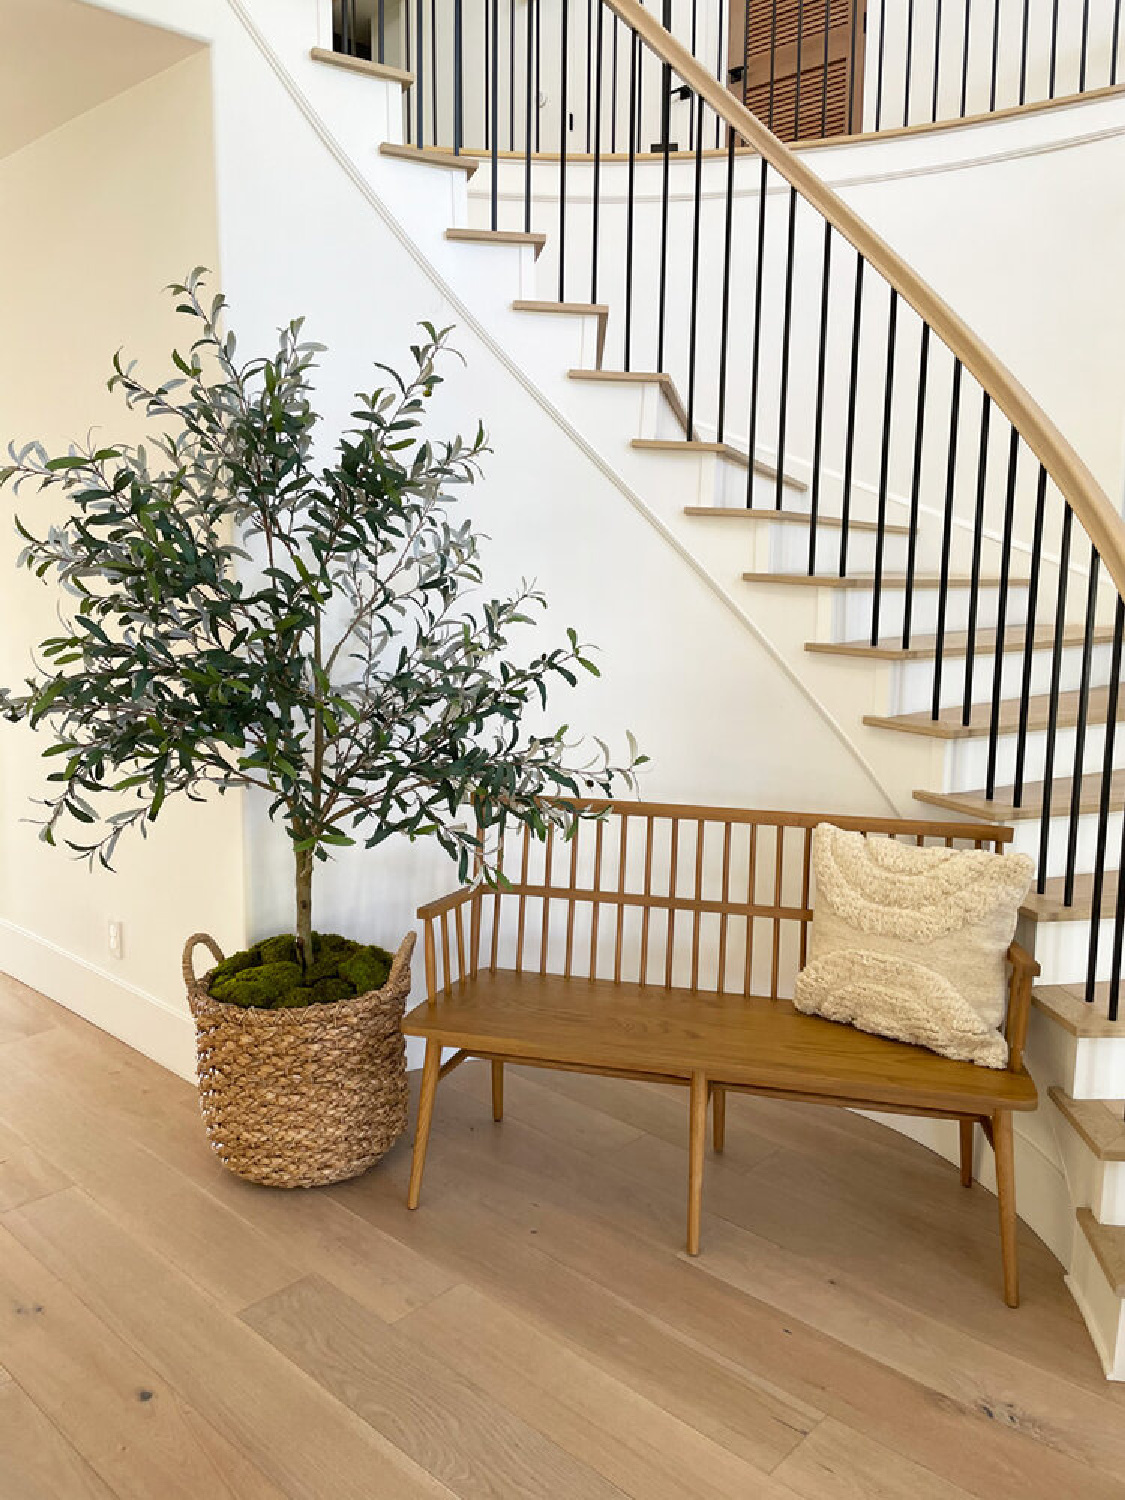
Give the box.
[183,930,416,1188]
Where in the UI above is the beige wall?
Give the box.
[0,49,245,1075]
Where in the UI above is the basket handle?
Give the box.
[182,932,225,988]
[386,929,417,989]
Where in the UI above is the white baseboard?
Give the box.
[0,918,196,1082]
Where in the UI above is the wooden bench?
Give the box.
[402,801,1039,1305]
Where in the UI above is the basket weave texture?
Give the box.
[183,929,416,1189]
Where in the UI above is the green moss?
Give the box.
[206,932,394,1010]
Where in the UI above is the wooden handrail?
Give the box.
[604,0,1125,601]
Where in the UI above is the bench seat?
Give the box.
[402,969,1036,1117]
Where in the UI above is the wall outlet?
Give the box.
[107,920,124,960]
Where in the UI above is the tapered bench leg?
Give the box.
[491,1060,504,1122]
[993,1110,1019,1308]
[687,1071,707,1256]
[712,1083,726,1153]
[407,1040,442,1210]
[959,1118,974,1187]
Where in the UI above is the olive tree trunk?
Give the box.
[295,845,314,970]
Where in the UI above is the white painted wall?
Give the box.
[0,45,246,1077]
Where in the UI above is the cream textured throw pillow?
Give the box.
[793,824,1035,1069]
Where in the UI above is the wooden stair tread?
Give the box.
[636,441,807,492]
[742,570,1027,591]
[568,368,692,437]
[1077,1208,1125,1293]
[512,300,608,367]
[806,622,1115,662]
[1023,871,1121,923]
[864,684,1122,740]
[446,228,547,258]
[1049,1088,1125,1161]
[1033,983,1125,1038]
[309,46,413,87]
[402,970,1035,1114]
[379,142,478,175]
[914,768,1125,824]
[686,506,907,534]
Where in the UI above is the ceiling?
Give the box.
[0,0,202,160]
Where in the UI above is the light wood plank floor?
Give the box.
[2,974,1125,1500]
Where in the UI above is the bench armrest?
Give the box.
[416,886,475,921]
[1005,939,1040,1073]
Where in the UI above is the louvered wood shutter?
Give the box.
[730,0,866,142]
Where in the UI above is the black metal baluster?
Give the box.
[985,428,1020,798]
[1110,806,1125,1020]
[1013,466,1048,806]
[870,288,898,645]
[656,29,672,372]
[690,0,699,149]
[902,323,930,649]
[903,0,916,126]
[404,0,413,142]
[775,186,798,510]
[1019,0,1030,103]
[931,358,963,718]
[510,0,516,149]
[340,0,353,55]
[559,0,569,301]
[808,222,833,576]
[454,0,464,154]
[932,0,943,121]
[377,0,385,64]
[959,0,970,117]
[794,0,805,138]
[746,158,769,507]
[687,102,705,436]
[838,254,865,575]
[611,14,618,152]
[624,30,638,371]
[591,1,604,300]
[1037,505,1073,896]
[1065,548,1101,904]
[875,0,887,131]
[586,0,593,151]
[1087,596,1124,1002]
[491,0,499,229]
[821,0,831,134]
[715,0,725,145]
[524,0,534,230]
[989,0,1000,111]
[1080,0,1091,92]
[961,392,991,728]
[635,24,644,152]
[716,129,736,444]
[431,0,438,145]
[1114,0,1122,87]
[1049,0,1059,97]
[416,0,425,144]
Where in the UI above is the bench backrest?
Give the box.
[427,800,1013,1002]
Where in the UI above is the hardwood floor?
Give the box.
[2,976,1125,1500]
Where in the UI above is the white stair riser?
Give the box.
[944,720,1124,789]
[1008,810,1123,882]
[757,523,910,576]
[892,641,1115,717]
[833,582,1029,640]
[1029,909,1125,983]
[1067,1229,1125,1380]
[1027,1007,1125,1102]
[1054,1115,1125,1226]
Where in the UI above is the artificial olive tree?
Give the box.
[0,272,642,968]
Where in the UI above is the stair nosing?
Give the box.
[1049,1087,1125,1161]
[1077,1207,1125,1294]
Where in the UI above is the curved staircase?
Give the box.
[304,0,1125,1373]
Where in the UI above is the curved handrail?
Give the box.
[606,0,1125,600]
